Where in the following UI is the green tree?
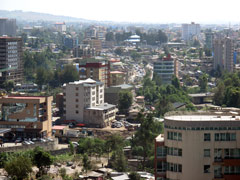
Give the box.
[213,82,225,106]
[69,141,75,155]
[36,67,50,89]
[129,172,141,180]
[105,134,125,164]
[109,149,127,172]
[60,65,79,84]
[3,80,14,92]
[93,138,105,160]
[32,147,53,175]
[199,74,208,92]
[155,95,173,117]
[118,90,133,114]
[114,47,124,56]
[106,32,114,41]
[171,76,180,89]
[132,113,163,169]
[4,155,32,180]
[0,152,9,168]
[82,153,91,173]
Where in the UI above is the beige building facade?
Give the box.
[0,95,53,139]
[155,112,240,180]
[63,79,117,127]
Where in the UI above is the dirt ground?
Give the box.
[87,126,136,139]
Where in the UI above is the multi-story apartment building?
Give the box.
[0,37,23,85]
[0,18,17,37]
[73,44,96,58]
[182,22,201,41]
[83,39,102,54]
[0,96,53,139]
[153,54,178,84]
[155,112,240,180]
[79,59,110,87]
[63,79,117,127]
[54,22,66,32]
[213,37,234,72]
[109,71,125,86]
[84,26,106,41]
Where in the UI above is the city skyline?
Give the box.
[1,0,240,24]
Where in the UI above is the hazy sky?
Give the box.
[1,0,240,24]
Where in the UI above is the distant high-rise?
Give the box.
[0,37,23,85]
[153,54,179,84]
[182,22,200,41]
[0,18,17,37]
[54,22,66,32]
[205,32,214,50]
[213,37,234,72]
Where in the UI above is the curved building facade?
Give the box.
[155,113,240,180]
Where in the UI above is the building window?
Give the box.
[214,166,222,178]
[76,87,78,90]
[204,165,210,173]
[76,93,78,96]
[76,99,78,102]
[215,133,236,141]
[204,149,210,157]
[167,147,182,157]
[76,110,78,114]
[224,149,240,159]
[167,131,182,141]
[224,166,240,175]
[157,146,167,158]
[157,161,166,173]
[204,133,211,141]
[214,149,222,162]
[167,163,182,172]
[76,105,78,108]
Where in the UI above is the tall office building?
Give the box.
[0,18,17,37]
[155,112,240,180]
[0,37,23,85]
[153,54,178,84]
[213,37,234,72]
[205,32,214,50]
[63,79,117,127]
[182,22,201,41]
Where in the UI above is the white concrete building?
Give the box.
[63,78,117,127]
[182,22,201,41]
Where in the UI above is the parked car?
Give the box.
[72,142,79,147]
[15,137,22,143]
[40,138,46,142]
[22,141,31,145]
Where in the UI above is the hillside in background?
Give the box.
[0,10,97,23]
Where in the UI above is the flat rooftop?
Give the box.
[4,96,45,100]
[86,103,115,110]
[165,115,240,122]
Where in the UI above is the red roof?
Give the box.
[52,125,67,130]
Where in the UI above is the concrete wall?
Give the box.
[0,139,58,153]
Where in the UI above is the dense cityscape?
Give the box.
[1,3,240,180]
